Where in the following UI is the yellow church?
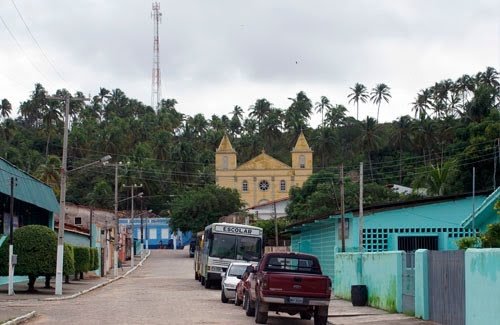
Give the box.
[215,132,313,207]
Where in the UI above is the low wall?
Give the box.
[465,248,500,325]
[334,251,403,312]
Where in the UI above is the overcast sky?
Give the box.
[0,0,498,126]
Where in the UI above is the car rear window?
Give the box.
[264,256,321,274]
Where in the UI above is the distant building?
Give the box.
[246,197,289,220]
[215,132,313,208]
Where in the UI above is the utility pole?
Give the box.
[359,162,364,252]
[140,197,144,257]
[8,177,17,296]
[89,207,93,247]
[472,167,476,236]
[49,93,88,296]
[112,162,121,277]
[151,2,162,108]
[123,184,142,268]
[340,164,346,253]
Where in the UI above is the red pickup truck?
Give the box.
[245,252,331,324]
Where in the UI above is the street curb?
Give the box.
[1,311,36,325]
[41,250,151,301]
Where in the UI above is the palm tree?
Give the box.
[454,74,475,115]
[477,66,499,88]
[249,98,272,125]
[358,116,381,180]
[348,83,368,120]
[411,89,432,119]
[370,84,391,123]
[324,104,347,128]
[35,155,61,195]
[286,91,312,134]
[0,99,12,120]
[392,115,412,184]
[231,105,244,121]
[314,96,332,127]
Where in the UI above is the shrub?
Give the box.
[0,225,57,291]
[73,246,90,279]
[482,222,500,248]
[456,236,481,250]
[90,247,99,271]
[63,244,75,278]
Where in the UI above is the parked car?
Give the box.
[245,252,331,325]
[235,265,255,307]
[221,262,252,303]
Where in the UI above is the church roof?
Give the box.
[237,151,291,171]
[291,131,312,152]
[216,134,236,153]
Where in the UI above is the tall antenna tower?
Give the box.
[151,2,162,109]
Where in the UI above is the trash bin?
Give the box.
[351,285,368,306]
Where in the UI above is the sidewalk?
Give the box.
[0,255,142,324]
[328,298,437,324]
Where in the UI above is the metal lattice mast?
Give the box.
[151,2,162,109]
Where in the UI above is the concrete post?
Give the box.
[415,249,429,320]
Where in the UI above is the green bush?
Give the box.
[74,246,91,276]
[90,247,99,271]
[63,244,75,276]
[482,222,500,248]
[456,236,481,250]
[0,225,57,291]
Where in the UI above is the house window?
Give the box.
[161,228,169,239]
[280,180,286,192]
[299,155,305,168]
[259,180,270,191]
[149,228,157,239]
[242,180,248,192]
[75,217,82,225]
[223,156,228,170]
[397,236,438,252]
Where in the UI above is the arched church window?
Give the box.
[223,156,228,170]
[299,155,305,169]
[280,180,286,192]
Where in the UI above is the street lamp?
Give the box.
[55,154,111,296]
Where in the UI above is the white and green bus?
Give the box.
[198,223,263,289]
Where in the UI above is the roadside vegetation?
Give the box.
[0,67,498,225]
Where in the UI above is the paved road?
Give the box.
[21,250,315,324]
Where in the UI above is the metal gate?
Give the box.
[428,250,465,325]
[402,252,415,315]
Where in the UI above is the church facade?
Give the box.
[215,132,313,207]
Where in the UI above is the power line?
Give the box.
[10,0,66,83]
[0,13,53,87]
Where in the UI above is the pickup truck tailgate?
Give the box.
[265,272,330,298]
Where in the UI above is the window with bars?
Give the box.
[242,180,248,192]
[280,180,286,191]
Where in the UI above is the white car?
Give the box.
[221,262,252,303]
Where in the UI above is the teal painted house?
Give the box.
[0,158,60,285]
[287,192,490,282]
[461,187,499,232]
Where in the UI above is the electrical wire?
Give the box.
[10,0,66,83]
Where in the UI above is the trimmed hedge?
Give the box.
[74,246,91,275]
[90,247,99,271]
[63,244,75,276]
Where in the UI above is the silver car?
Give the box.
[221,262,252,303]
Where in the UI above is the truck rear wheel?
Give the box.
[254,297,268,324]
[314,306,328,325]
[204,278,211,289]
[201,276,205,286]
[195,272,199,280]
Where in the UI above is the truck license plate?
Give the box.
[289,297,304,304]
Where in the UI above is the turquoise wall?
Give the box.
[334,251,403,312]
[414,249,429,320]
[465,248,500,325]
[65,231,90,247]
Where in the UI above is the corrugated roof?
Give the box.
[0,158,59,213]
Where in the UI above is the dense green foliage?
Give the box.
[0,225,57,290]
[63,243,75,276]
[0,67,498,227]
[482,223,500,248]
[73,246,91,275]
[90,247,99,271]
[456,236,481,250]
[169,185,243,232]
[286,168,400,220]
[253,219,291,243]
